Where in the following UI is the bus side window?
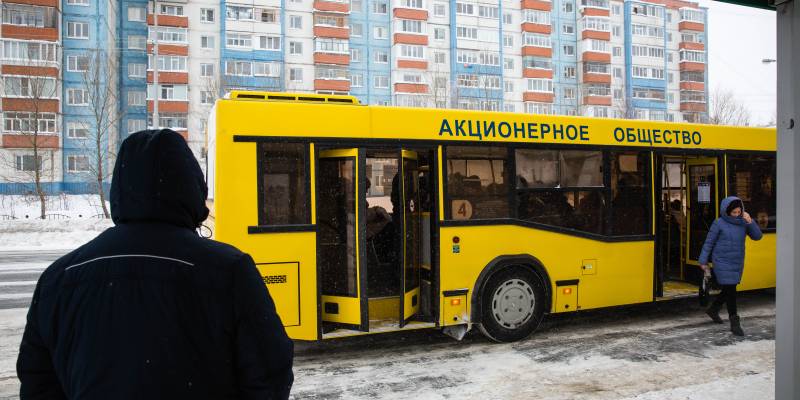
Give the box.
[610,151,650,235]
[257,143,310,226]
[728,154,776,231]
[445,146,510,220]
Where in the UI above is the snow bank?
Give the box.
[0,195,113,251]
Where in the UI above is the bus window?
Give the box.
[728,154,776,231]
[610,151,650,236]
[446,146,510,220]
[516,149,605,234]
[257,143,310,225]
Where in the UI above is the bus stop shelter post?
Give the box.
[776,1,800,399]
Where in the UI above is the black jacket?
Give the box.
[17,129,294,399]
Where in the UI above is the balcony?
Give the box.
[394,33,428,45]
[521,23,551,34]
[523,68,553,79]
[313,53,350,65]
[147,44,189,56]
[314,25,350,39]
[679,61,705,72]
[1,98,59,113]
[520,0,551,11]
[315,79,350,91]
[147,71,189,84]
[679,81,705,91]
[522,46,552,58]
[1,65,59,78]
[582,73,611,84]
[581,51,611,63]
[147,14,189,28]
[314,0,350,13]
[583,95,611,106]
[523,92,554,103]
[2,134,60,149]
[679,41,705,51]
[393,8,428,20]
[147,100,189,113]
[678,21,704,32]
[1,25,58,41]
[395,83,428,94]
[581,30,610,41]
[680,102,706,112]
[397,59,428,69]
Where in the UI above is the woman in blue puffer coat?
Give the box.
[699,196,763,336]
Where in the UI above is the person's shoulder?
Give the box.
[183,234,252,268]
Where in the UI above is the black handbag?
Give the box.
[699,269,720,306]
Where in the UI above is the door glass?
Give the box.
[688,164,716,261]
[403,156,420,293]
[318,158,358,297]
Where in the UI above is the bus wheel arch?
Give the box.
[471,255,551,342]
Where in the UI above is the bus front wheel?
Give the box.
[478,266,545,343]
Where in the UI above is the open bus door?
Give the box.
[686,157,719,276]
[317,148,369,332]
[399,150,421,327]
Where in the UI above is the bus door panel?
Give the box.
[400,149,421,326]
[686,157,719,269]
[317,148,369,332]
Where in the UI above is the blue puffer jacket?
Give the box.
[698,196,763,285]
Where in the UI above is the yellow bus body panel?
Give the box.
[438,225,654,325]
[739,233,777,291]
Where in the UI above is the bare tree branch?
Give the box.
[709,87,751,127]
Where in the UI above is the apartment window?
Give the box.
[525,102,554,115]
[67,156,89,172]
[584,63,610,74]
[680,8,704,22]
[479,5,499,18]
[523,57,552,69]
[504,80,514,93]
[613,46,622,57]
[374,50,388,63]
[128,119,146,133]
[400,44,424,59]
[201,35,215,49]
[504,57,513,70]
[434,2,446,16]
[352,0,363,11]
[614,67,622,78]
[434,51,446,64]
[351,23,363,37]
[290,15,302,29]
[160,4,184,16]
[201,91,214,104]
[503,12,512,24]
[524,33,551,48]
[200,63,214,77]
[226,32,252,48]
[563,66,576,79]
[374,75,389,88]
[15,155,42,172]
[225,61,252,76]
[524,10,550,25]
[259,36,281,50]
[667,93,674,103]
[128,6,146,21]
[2,76,56,98]
[372,1,388,14]
[527,78,553,93]
[226,5,252,20]
[456,26,478,40]
[149,55,187,71]
[563,87,576,99]
[400,20,422,34]
[562,1,574,12]
[612,25,621,37]
[613,88,623,99]
[679,50,705,63]
[67,0,89,5]
[503,34,513,48]
[456,2,474,15]
[201,8,215,22]
[67,21,89,39]
[290,68,303,82]
[67,122,89,139]
[253,61,280,77]
[3,112,56,133]
[403,0,423,8]
[584,84,611,96]
[315,38,348,53]
[351,73,363,87]
[562,23,574,35]
[128,90,146,106]
[1,40,58,62]
[67,88,89,105]
[562,44,575,56]
[261,9,278,23]
[374,26,388,39]
[67,55,90,72]
[152,84,188,100]
[434,27,446,40]
[289,41,303,55]
[128,63,146,78]
[611,3,621,14]
[481,75,501,89]
[350,48,362,62]
[401,73,422,83]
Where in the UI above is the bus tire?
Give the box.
[478,266,545,343]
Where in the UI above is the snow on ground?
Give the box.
[0,195,113,252]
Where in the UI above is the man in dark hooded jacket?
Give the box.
[16,129,293,399]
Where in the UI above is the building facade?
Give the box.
[0,0,708,193]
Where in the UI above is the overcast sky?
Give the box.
[698,0,777,125]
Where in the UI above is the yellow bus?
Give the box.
[208,91,777,343]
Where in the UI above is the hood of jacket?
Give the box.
[719,196,744,226]
[110,129,209,229]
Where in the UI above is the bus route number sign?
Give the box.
[452,199,473,220]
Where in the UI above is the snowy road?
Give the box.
[0,251,64,311]
[0,250,776,399]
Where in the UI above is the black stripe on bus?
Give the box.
[248,225,316,234]
[556,279,579,287]
[442,289,469,297]
[439,218,654,243]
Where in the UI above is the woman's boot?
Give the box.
[730,315,744,336]
[706,302,724,324]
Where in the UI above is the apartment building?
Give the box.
[0,0,708,193]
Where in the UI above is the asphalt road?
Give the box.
[0,251,65,311]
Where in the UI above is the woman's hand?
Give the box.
[743,211,753,224]
[701,264,711,277]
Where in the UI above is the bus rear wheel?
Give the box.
[478,266,545,343]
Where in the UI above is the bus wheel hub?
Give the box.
[492,279,535,329]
